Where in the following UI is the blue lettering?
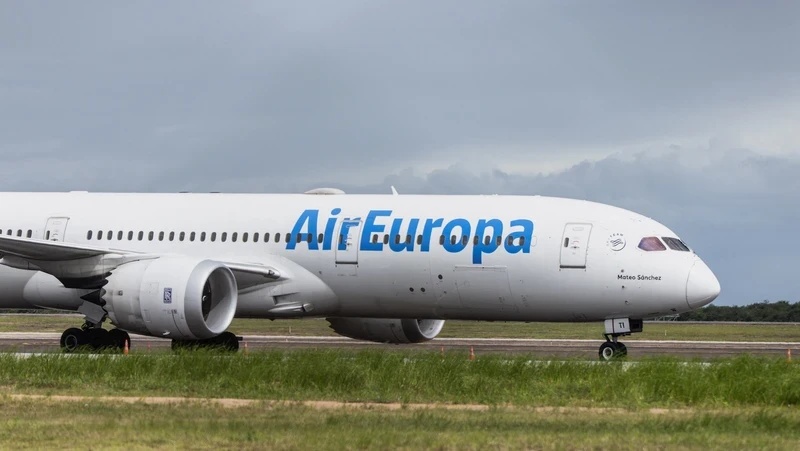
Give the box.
[322,208,341,250]
[389,218,419,252]
[505,219,534,254]
[472,218,503,264]
[361,210,391,251]
[420,218,444,252]
[442,218,471,253]
[287,209,319,250]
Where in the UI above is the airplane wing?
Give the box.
[0,234,281,290]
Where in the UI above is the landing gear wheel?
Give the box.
[599,342,626,361]
[60,328,86,352]
[108,329,131,351]
[217,331,239,352]
[86,328,110,350]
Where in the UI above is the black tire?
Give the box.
[617,343,628,356]
[108,328,131,351]
[217,332,239,352]
[599,342,621,361]
[60,328,86,352]
[86,328,110,350]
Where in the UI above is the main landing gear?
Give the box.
[60,324,131,353]
[59,300,132,353]
[599,318,643,361]
[171,331,241,352]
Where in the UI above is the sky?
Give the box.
[1,1,798,306]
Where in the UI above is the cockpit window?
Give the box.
[638,237,666,251]
[662,237,691,252]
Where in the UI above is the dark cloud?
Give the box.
[1,2,798,305]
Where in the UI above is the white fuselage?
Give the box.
[0,192,720,322]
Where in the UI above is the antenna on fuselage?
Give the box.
[391,186,399,195]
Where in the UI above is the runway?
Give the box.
[0,332,796,358]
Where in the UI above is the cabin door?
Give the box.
[44,217,70,242]
[559,223,592,269]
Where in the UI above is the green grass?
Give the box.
[1,400,800,450]
[2,315,800,342]
[1,350,798,408]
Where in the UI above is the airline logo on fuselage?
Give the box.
[286,209,534,264]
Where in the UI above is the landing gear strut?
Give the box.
[598,318,642,361]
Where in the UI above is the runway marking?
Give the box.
[5,393,703,414]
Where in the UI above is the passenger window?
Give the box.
[179,232,185,242]
[296,233,302,243]
[638,237,666,251]
[98,230,103,240]
[127,231,133,241]
[169,232,175,241]
[461,235,468,246]
[275,233,281,243]
[496,236,502,246]
[158,232,164,241]
[508,236,514,246]
[440,235,445,245]
[211,232,217,242]
[232,232,238,242]
[242,232,248,243]
[221,232,227,242]
[190,232,196,242]
[264,232,271,243]
[564,237,569,248]
[406,235,412,244]
[16,230,21,237]
[138,231,144,241]
[395,235,401,244]
[200,232,206,242]
[383,234,389,245]
[450,235,456,245]
[473,236,479,245]
[417,235,423,245]
[318,233,324,244]
[285,233,291,243]
[117,231,123,240]
[87,231,93,240]
[107,231,112,240]
[46,231,51,240]
[519,236,525,246]
[26,230,31,238]
[253,233,259,242]
[372,234,378,244]
[149,232,154,241]
[307,233,313,243]
[485,236,491,246]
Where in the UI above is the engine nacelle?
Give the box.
[326,317,445,344]
[103,257,238,340]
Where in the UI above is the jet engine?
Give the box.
[102,257,238,340]
[326,317,445,343]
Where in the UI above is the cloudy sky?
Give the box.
[1,1,799,306]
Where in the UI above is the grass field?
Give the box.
[2,315,799,342]
[2,399,800,450]
[1,350,798,407]
[1,350,799,449]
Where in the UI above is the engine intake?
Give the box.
[326,318,444,344]
[103,257,238,340]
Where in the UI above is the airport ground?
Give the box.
[1,349,799,449]
[2,316,799,449]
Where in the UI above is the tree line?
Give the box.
[677,300,800,322]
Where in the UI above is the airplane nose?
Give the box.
[686,259,721,309]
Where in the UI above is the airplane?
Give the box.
[0,189,720,360]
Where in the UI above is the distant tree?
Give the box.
[677,300,799,322]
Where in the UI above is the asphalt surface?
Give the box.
[0,332,797,358]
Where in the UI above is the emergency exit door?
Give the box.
[560,223,592,269]
[44,217,70,242]
[335,218,362,264]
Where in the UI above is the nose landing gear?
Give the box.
[598,318,642,361]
